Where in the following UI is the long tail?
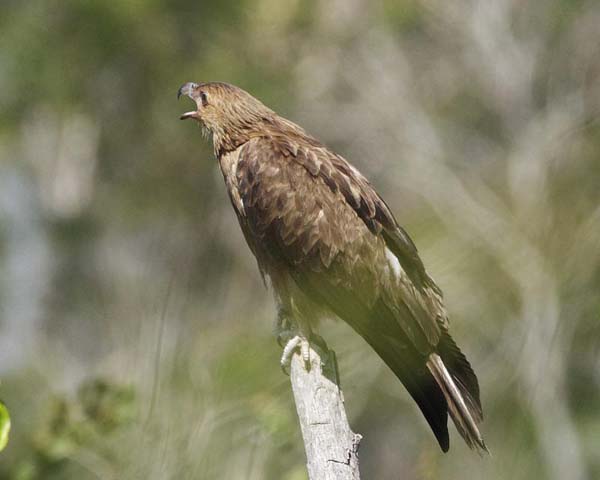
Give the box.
[343,318,487,453]
[294,277,487,453]
[427,351,488,453]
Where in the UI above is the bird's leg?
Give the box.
[275,305,315,374]
[274,304,295,347]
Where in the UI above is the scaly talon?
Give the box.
[280,335,311,374]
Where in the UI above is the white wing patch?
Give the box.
[385,247,404,280]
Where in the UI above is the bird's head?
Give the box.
[178,82,275,152]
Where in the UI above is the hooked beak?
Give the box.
[178,82,199,120]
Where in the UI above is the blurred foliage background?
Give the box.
[0,0,599,478]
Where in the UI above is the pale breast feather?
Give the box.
[219,148,245,213]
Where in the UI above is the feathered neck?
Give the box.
[212,111,312,158]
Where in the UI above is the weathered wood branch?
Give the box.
[289,343,362,480]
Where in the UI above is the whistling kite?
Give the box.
[178,81,486,453]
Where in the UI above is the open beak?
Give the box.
[178,82,199,120]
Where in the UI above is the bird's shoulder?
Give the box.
[233,134,367,269]
[236,133,436,290]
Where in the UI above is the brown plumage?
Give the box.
[178,81,487,453]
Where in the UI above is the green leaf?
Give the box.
[0,400,10,452]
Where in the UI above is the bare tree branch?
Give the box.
[289,344,362,480]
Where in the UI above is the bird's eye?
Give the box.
[200,91,209,107]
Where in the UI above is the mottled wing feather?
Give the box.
[284,135,448,332]
[236,136,444,350]
[292,138,433,284]
[236,137,366,270]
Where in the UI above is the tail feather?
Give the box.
[436,328,483,423]
[427,353,488,453]
[360,334,451,452]
[383,343,451,452]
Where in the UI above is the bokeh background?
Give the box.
[1,0,599,478]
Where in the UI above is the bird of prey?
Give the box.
[178,81,487,453]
